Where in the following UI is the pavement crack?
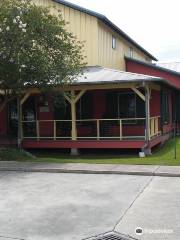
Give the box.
[113,176,154,231]
[153,165,161,175]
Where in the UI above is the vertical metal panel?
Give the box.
[33,0,98,66]
[98,21,150,70]
[33,0,150,70]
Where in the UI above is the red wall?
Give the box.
[150,89,161,117]
[126,59,180,89]
[37,96,54,137]
[126,59,175,134]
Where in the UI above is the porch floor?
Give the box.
[22,137,163,150]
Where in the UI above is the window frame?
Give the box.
[129,47,133,58]
[112,36,116,49]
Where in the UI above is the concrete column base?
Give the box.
[142,147,152,156]
[70,148,79,156]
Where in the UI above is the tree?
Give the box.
[0,0,85,147]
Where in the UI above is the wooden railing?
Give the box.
[22,116,161,141]
[150,116,161,138]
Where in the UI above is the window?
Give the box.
[106,92,138,120]
[77,92,93,119]
[118,92,136,118]
[53,100,71,120]
[129,47,133,58]
[112,36,116,49]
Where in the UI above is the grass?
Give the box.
[32,137,180,166]
[0,148,35,161]
[0,138,179,165]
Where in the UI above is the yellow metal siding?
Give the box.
[33,0,98,66]
[33,0,152,70]
[98,21,151,70]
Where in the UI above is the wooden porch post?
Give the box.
[144,84,151,154]
[17,96,23,148]
[71,90,77,141]
[64,90,86,155]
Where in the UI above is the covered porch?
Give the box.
[18,67,164,154]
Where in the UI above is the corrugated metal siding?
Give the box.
[33,0,151,70]
[34,0,98,66]
[98,21,150,71]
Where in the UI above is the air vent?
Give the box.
[87,231,136,240]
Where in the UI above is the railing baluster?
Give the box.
[36,120,40,140]
[120,119,122,140]
[97,119,100,140]
[54,120,56,140]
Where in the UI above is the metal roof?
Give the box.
[53,0,157,61]
[157,62,180,73]
[73,66,163,85]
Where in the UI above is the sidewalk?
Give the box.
[0,161,180,177]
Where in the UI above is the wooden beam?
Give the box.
[149,83,161,91]
[20,92,31,105]
[0,101,6,112]
[131,87,145,101]
[64,93,72,104]
[64,83,138,91]
[74,90,86,103]
[25,83,140,94]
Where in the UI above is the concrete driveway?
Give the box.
[0,172,179,240]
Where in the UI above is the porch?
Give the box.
[3,66,169,152]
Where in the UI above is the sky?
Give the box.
[66,0,180,62]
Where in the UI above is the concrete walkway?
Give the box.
[0,161,180,177]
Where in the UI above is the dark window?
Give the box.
[8,99,18,136]
[106,91,145,121]
[53,100,71,120]
[175,92,180,123]
[76,92,93,119]
[161,89,169,124]
[118,92,136,118]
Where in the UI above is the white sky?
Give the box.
[67,0,180,62]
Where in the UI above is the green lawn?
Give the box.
[33,137,180,166]
[0,138,179,165]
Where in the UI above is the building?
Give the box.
[0,0,180,155]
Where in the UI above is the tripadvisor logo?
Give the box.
[135,227,143,235]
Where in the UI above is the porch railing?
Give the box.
[21,116,161,141]
[150,116,161,138]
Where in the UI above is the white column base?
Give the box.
[70,148,79,156]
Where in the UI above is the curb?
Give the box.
[0,167,180,177]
